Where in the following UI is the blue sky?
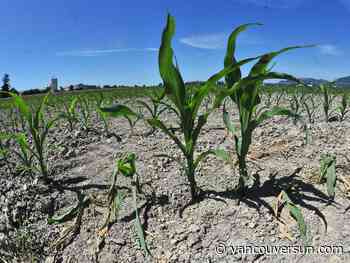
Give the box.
[1,0,350,90]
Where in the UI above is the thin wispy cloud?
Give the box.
[56,48,158,57]
[179,33,226,49]
[318,44,342,56]
[232,0,305,9]
[179,33,261,50]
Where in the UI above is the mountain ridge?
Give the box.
[277,76,350,87]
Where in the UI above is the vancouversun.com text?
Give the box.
[215,242,344,256]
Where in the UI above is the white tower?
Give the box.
[50,77,58,92]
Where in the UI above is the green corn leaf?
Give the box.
[110,191,125,223]
[100,104,137,118]
[255,106,299,127]
[194,148,231,169]
[136,100,154,116]
[48,205,80,225]
[118,153,136,177]
[225,23,262,88]
[14,133,30,152]
[34,92,51,129]
[223,109,238,134]
[69,97,78,114]
[159,101,180,117]
[326,159,336,199]
[234,135,242,157]
[48,195,89,225]
[41,117,59,149]
[192,113,209,146]
[287,202,307,242]
[133,185,151,257]
[320,154,336,199]
[0,149,8,158]
[147,118,186,154]
[249,46,314,77]
[0,132,12,141]
[191,55,261,116]
[159,14,186,111]
[281,191,307,242]
[9,93,32,123]
[152,89,166,102]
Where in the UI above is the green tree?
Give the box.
[1,74,10,98]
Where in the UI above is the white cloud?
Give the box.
[232,0,305,9]
[56,48,158,57]
[318,44,342,56]
[179,33,226,49]
[179,32,260,49]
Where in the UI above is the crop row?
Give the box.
[0,14,349,260]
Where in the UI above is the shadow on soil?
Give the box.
[180,167,336,233]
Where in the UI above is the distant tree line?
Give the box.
[0,75,224,99]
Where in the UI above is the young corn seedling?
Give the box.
[288,87,306,125]
[302,94,317,124]
[48,153,151,257]
[96,107,112,136]
[59,97,78,132]
[319,154,337,200]
[147,14,263,200]
[0,132,35,176]
[336,92,349,122]
[6,92,57,182]
[219,25,310,198]
[274,190,308,243]
[77,96,93,130]
[126,105,144,136]
[98,153,150,257]
[136,91,167,135]
[99,103,139,137]
[273,88,286,106]
[262,88,274,108]
[320,84,336,122]
[95,94,115,137]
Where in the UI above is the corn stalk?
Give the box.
[218,26,312,198]
[147,14,261,200]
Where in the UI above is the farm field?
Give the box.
[1,11,350,263]
[1,85,350,263]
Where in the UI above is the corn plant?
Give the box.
[274,190,307,243]
[136,91,166,135]
[4,92,57,182]
[1,133,35,175]
[219,27,310,198]
[59,97,78,132]
[320,154,337,200]
[302,94,317,124]
[77,96,93,130]
[147,14,263,200]
[126,105,144,136]
[320,84,336,122]
[48,153,151,257]
[99,103,139,137]
[336,92,349,122]
[273,88,286,106]
[288,87,306,125]
[96,106,111,136]
[98,153,150,257]
[262,88,274,108]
